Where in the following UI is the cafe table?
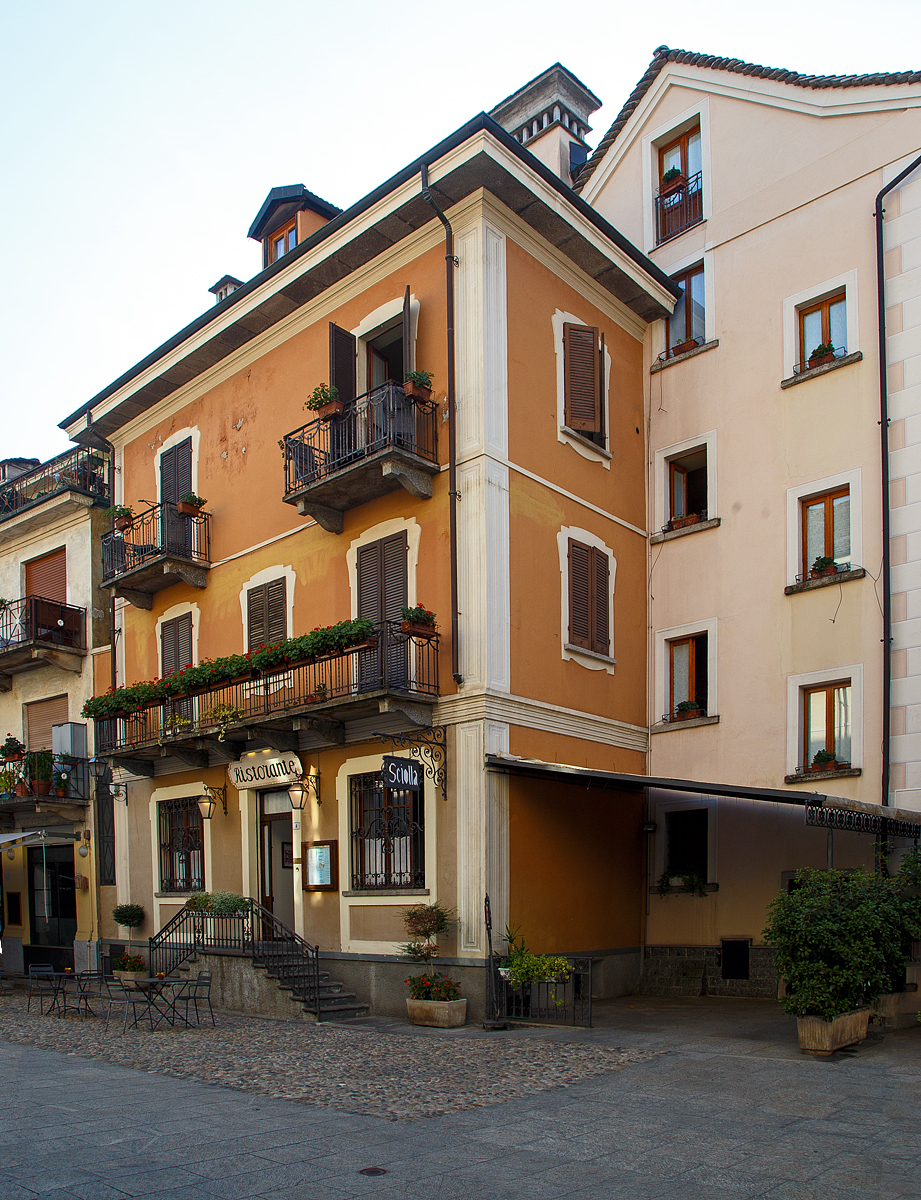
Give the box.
[131,977,193,1029]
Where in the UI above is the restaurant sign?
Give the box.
[227,753,303,790]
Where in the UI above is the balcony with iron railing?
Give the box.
[101,502,211,609]
[94,619,439,761]
[282,382,439,533]
[0,447,111,540]
[0,752,90,816]
[0,595,87,688]
[655,171,703,245]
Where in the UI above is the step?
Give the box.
[314,1002,370,1021]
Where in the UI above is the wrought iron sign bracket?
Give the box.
[373,726,447,801]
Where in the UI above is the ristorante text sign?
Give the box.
[228,753,303,790]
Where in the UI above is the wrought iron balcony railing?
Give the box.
[655,171,703,244]
[282,381,438,497]
[0,595,86,653]
[95,619,439,754]
[0,447,111,524]
[0,753,90,802]
[101,502,211,584]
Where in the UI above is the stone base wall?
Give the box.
[637,945,778,999]
[326,956,487,1024]
[202,952,318,1022]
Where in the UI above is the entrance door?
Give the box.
[26,844,77,971]
[259,791,294,931]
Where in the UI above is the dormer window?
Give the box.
[269,219,297,264]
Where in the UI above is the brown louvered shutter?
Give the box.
[160,438,193,504]
[161,614,193,677]
[247,577,287,647]
[402,285,412,376]
[25,548,67,604]
[329,323,357,405]
[382,532,408,623]
[357,543,382,623]
[247,586,267,649]
[563,323,600,432]
[26,695,69,750]
[592,549,610,656]
[568,539,592,649]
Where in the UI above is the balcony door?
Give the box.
[357,531,407,690]
[160,438,193,557]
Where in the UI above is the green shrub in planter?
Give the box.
[112,903,145,929]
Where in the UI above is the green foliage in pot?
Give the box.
[404,370,433,388]
[178,493,206,508]
[103,504,134,519]
[812,557,836,573]
[200,702,243,741]
[0,767,19,795]
[498,924,572,987]
[400,901,456,973]
[112,903,145,929]
[763,864,921,1020]
[27,750,53,782]
[809,342,836,360]
[812,749,837,766]
[112,953,146,973]
[1,734,24,758]
[401,604,436,627]
[661,167,683,185]
[404,972,460,1001]
[182,891,248,914]
[675,700,701,714]
[184,891,212,911]
[657,870,709,898]
[304,383,339,411]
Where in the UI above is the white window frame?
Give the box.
[653,618,718,723]
[786,664,863,775]
[782,270,858,379]
[653,430,717,532]
[552,310,612,468]
[786,468,862,587]
[351,295,419,396]
[641,98,712,255]
[654,250,715,358]
[650,791,718,885]
[557,526,617,673]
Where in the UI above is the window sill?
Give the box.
[649,882,719,895]
[564,643,616,665]
[650,517,720,545]
[650,715,720,734]
[561,427,611,460]
[784,768,862,785]
[341,888,430,898]
[155,892,196,899]
[784,567,865,596]
[780,351,863,389]
[650,339,719,373]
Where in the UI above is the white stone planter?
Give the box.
[870,987,920,1029]
[406,998,467,1028]
[797,1009,869,1055]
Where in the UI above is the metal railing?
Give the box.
[95,620,439,752]
[0,447,111,522]
[655,171,703,244]
[0,595,86,651]
[793,560,857,584]
[101,502,211,582]
[658,335,704,363]
[793,344,849,374]
[494,958,593,1027]
[0,753,90,801]
[148,898,322,1016]
[282,381,438,496]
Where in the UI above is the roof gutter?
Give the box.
[874,150,921,807]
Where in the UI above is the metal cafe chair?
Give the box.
[173,970,214,1026]
[71,971,106,1019]
[102,975,154,1033]
[26,964,57,1015]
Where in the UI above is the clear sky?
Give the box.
[1,0,919,461]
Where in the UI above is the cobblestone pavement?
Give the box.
[1,995,919,1200]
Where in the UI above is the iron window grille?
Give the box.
[158,797,205,893]
[349,771,424,891]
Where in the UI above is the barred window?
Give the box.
[349,771,424,891]
[158,798,204,893]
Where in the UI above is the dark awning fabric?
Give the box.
[484,754,921,833]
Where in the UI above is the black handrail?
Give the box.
[0,447,111,522]
[101,502,211,582]
[282,381,437,495]
[0,595,86,651]
[655,171,703,244]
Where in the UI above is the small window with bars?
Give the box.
[158,798,205,893]
[349,771,424,891]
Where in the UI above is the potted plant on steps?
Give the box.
[403,370,433,403]
[401,901,466,1028]
[177,493,207,517]
[763,867,915,1055]
[305,383,342,420]
[112,903,146,986]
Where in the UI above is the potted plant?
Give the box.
[808,342,837,369]
[53,766,70,798]
[660,166,686,195]
[158,712,193,744]
[304,383,342,420]
[200,702,243,742]
[764,868,911,1055]
[403,370,433,402]
[810,556,838,579]
[674,699,703,721]
[668,512,701,531]
[400,604,437,638]
[104,504,135,531]
[1,734,24,761]
[177,493,207,517]
[111,952,147,989]
[809,749,838,772]
[673,336,699,356]
[0,766,19,799]
[401,901,466,1027]
[27,749,54,795]
[656,870,710,898]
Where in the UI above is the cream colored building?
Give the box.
[572,47,921,993]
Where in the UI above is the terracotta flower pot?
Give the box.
[810,565,838,579]
[669,513,701,530]
[808,354,836,369]
[317,399,343,420]
[401,621,436,638]
[114,516,133,532]
[34,781,51,796]
[406,998,467,1028]
[402,381,432,403]
[809,760,838,772]
[674,708,702,721]
[674,339,698,356]
[176,501,203,517]
[797,1009,869,1056]
[660,173,687,195]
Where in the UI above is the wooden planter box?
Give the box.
[669,514,701,530]
[403,381,432,403]
[400,621,436,638]
[674,708,703,721]
[797,1009,869,1055]
[176,501,204,517]
[406,998,467,1028]
[317,400,343,420]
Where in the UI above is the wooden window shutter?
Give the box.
[160,438,192,504]
[247,586,267,649]
[568,540,592,649]
[329,323,357,405]
[25,548,67,604]
[357,533,407,625]
[357,542,382,623]
[592,550,610,656]
[161,614,193,677]
[26,695,69,750]
[402,285,412,376]
[563,323,600,432]
[247,577,288,648]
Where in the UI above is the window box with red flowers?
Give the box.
[401,604,437,638]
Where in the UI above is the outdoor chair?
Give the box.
[26,964,57,1015]
[71,971,106,1019]
[102,975,154,1033]
[173,970,214,1026]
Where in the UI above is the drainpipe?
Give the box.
[875,151,921,807]
[421,164,463,686]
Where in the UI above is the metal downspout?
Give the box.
[420,164,463,686]
[875,151,921,807]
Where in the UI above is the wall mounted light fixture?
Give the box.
[198,785,227,820]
